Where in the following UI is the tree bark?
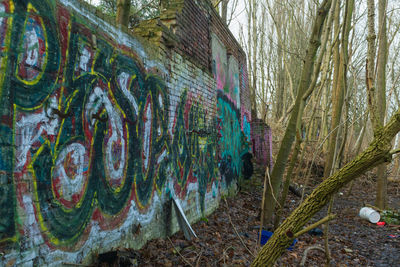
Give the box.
[252,108,400,266]
[116,0,131,27]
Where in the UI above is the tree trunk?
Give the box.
[366,0,378,130]
[261,0,332,225]
[375,0,388,209]
[323,0,340,179]
[221,0,228,24]
[321,1,353,262]
[116,0,131,27]
[252,108,400,266]
[275,2,285,121]
[273,131,302,230]
[324,0,355,178]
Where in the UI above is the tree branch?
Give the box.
[294,214,336,238]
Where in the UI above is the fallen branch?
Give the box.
[214,246,234,266]
[289,184,303,197]
[223,246,234,266]
[167,237,194,267]
[294,214,336,238]
[300,245,325,266]
[195,249,203,267]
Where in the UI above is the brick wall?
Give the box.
[252,119,273,169]
[0,0,252,265]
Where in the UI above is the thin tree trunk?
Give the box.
[274,131,302,230]
[260,4,267,120]
[324,0,342,179]
[323,2,354,262]
[275,1,285,120]
[375,0,388,209]
[321,56,333,156]
[366,0,378,130]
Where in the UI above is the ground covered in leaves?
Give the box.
[99,165,400,266]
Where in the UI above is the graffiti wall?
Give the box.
[0,0,250,265]
[211,33,250,185]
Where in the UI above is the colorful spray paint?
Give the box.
[0,0,253,265]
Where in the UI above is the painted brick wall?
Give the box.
[252,119,273,169]
[0,0,252,265]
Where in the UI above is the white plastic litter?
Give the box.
[359,207,380,223]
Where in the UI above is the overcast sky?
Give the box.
[227,0,246,40]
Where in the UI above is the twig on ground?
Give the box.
[324,198,334,266]
[300,245,325,266]
[167,237,194,267]
[195,249,203,267]
[223,248,226,266]
[223,197,256,258]
[214,246,234,265]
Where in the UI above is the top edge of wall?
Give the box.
[201,0,246,59]
[69,0,246,70]
[64,0,161,59]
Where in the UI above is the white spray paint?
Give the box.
[143,100,152,171]
[25,28,39,67]
[86,86,126,182]
[78,46,91,72]
[15,97,60,170]
[118,72,139,115]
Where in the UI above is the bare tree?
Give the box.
[261,0,332,226]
